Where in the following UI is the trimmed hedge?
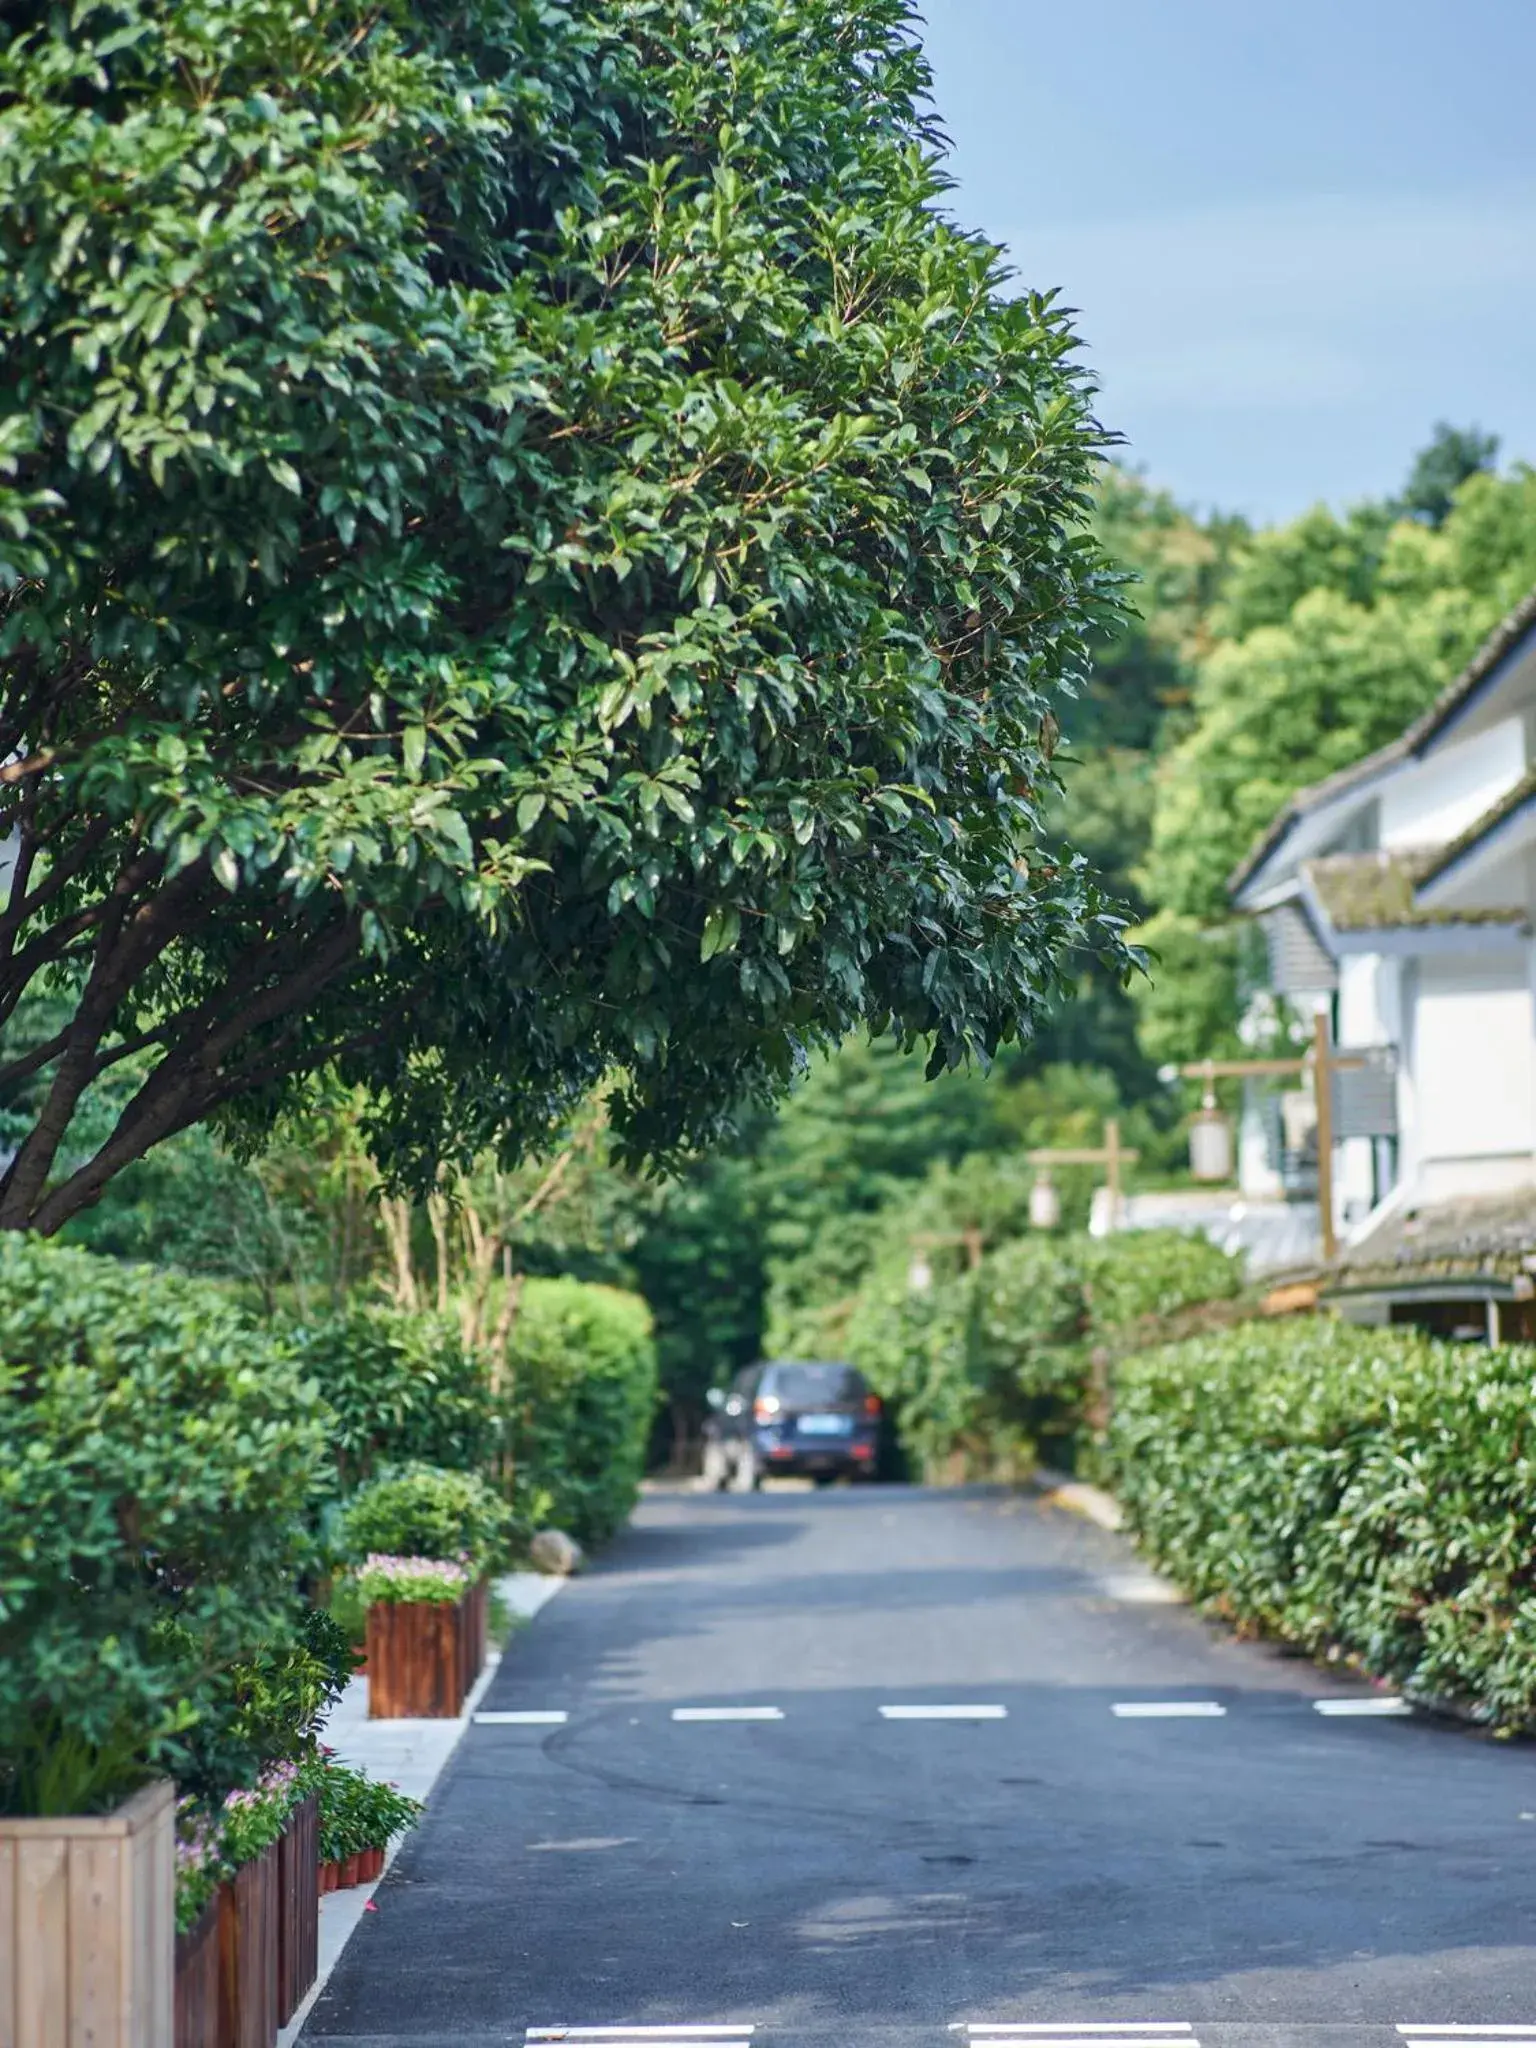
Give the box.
[288,1305,496,1487]
[335,1462,514,1571]
[1106,1317,1536,1730]
[503,1279,658,1546]
[0,1237,328,1814]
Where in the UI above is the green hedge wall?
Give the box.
[0,1237,327,1814]
[1106,1317,1536,1731]
[503,1279,658,1546]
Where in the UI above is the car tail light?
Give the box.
[754,1396,781,1422]
[852,1440,875,1459]
[864,1395,882,1417]
[768,1444,795,1460]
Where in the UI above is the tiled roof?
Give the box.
[1301,849,1527,932]
[1414,763,1536,892]
[1228,582,1536,900]
[1328,1187,1536,1289]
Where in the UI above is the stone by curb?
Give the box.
[276,1570,566,2046]
[1029,1466,1124,1532]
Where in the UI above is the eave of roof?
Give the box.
[1227,582,1536,901]
[1323,1186,1536,1289]
[1413,764,1536,898]
[1301,849,1527,933]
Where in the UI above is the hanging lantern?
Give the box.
[907,1251,934,1293]
[1028,1170,1062,1231]
[1189,1065,1234,1182]
[1087,1183,1118,1238]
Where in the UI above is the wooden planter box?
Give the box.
[367,1581,486,1718]
[175,1897,220,2048]
[217,1839,279,2048]
[276,1794,319,2026]
[460,1577,489,1696]
[0,1777,174,2048]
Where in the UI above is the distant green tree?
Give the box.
[0,0,1124,1234]
[1134,436,1536,1058]
[1399,421,1500,528]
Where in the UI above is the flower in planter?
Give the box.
[174,1798,228,1934]
[352,1553,474,1606]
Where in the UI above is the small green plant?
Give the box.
[311,1753,422,1863]
[334,1463,512,1573]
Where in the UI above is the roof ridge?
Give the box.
[1227,578,1536,900]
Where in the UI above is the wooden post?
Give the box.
[1104,1118,1122,1228]
[1312,1009,1337,1262]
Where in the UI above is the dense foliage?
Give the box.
[335,1463,513,1572]
[291,1307,497,1488]
[0,1236,327,1813]
[1107,1318,1536,1730]
[842,1227,1243,1477]
[504,1278,658,1545]
[0,0,1124,1233]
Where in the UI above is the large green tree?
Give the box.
[0,0,1123,1233]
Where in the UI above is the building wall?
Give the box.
[1409,950,1536,1179]
[1379,716,1526,849]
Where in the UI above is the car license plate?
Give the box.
[798,1413,851,1436]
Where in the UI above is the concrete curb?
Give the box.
[277,1570,567,2046]
[1029,1466,1125,1532]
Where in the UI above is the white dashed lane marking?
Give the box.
[1110,1702,1226,1719]
[880,1704,1008,1721]
[526,2029,753,2046]
[1315,1696,1412,1717]
[476,1710,569,1725]
[1399,2030,1536,2046]
[952,2022,1197,2045]
[671,1706,784,1722]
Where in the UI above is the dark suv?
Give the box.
[702,1359,880,1490]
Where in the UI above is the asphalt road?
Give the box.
[303,1483,1536,2048]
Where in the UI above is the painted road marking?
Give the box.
[952,2026,1196,2043]
[671,1706,784,1722]
[475,1710,569,1725]
[1314,1696,1411,1717]
[1399,2033,1536,2043]
[880,1703,1008,1721]
[1110,1702,1226,1719]
[527,2031,753,2044]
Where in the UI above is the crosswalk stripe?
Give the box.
[1314,1697,1410,1717]
[1110,1702,1225,1718]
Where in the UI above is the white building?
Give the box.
[1229,587,1536,1336]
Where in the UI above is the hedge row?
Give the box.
[845,1228,1244,1477]
[0,1238,657,1814]
[1106,1317,1536,1731]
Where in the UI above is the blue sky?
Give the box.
[914,0,1536,524]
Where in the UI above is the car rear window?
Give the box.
[764,1362,865,1408]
